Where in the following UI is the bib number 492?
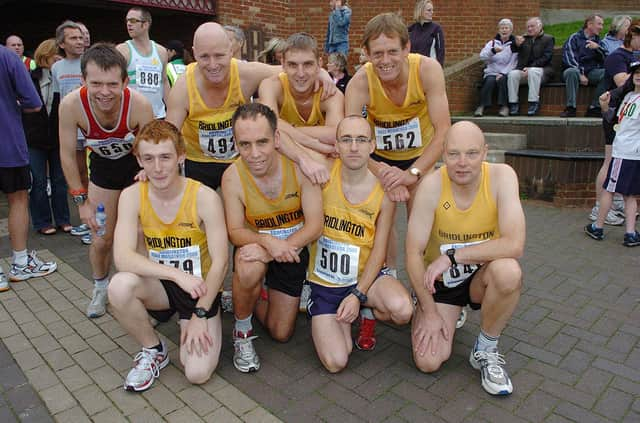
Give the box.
[207,136,235,155]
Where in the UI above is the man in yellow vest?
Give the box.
[259,32,344,156]
[406,121,525,396]
[109,120,228,392]
[221,103,323,373]
[5,35,36,71]
[306,115,412,370]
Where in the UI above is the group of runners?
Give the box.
[56,7,525,397]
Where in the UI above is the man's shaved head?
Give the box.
[444,121,486,150]
[193,22,231,51]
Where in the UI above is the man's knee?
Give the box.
[268,322,294,343]
[320,351,349,373]
[108,272,139,307]
[386,294,413,325]
[184,364,216,385]
[414,353,447,374]
[486,259,522,294]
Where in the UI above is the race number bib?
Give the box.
[198,126,237,160]
[259,222,302,240]
[439,241,484,288]
[313,236,360,286]
[149,246,202,278]
[85,132,135,159]
[136,64,161,93]
[374,117,422,152]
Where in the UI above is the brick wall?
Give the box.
[540,1,639,9]
[217,0,540,69]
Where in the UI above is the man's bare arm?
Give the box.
[165,75,189,129]
[58,93,84,192]
[285,168,324,249]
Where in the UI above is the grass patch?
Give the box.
[544,18,619,46]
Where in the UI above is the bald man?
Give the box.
[166,22,333,190]
[5,35,35,71]
[406,121,525,396]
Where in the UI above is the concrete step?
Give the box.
[486,149,506,163]
[484,132,527,151]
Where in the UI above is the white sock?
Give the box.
[474,330,499,352]
[235,314,253,335]
[360,307,374,320]
[94,276,109,289]
[12,250,28,267]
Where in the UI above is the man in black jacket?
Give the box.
[507,17,554,116]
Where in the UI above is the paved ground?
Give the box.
[0,199,638,422]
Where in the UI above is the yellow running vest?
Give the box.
[140,178,211,279]
[278,73,325,126]
[182,60,246,163]
[236,155,305,239]
[308,160,384,287]
[424,162,499,287]
[365,53,434,161]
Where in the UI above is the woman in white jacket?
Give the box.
[475,19,518,117]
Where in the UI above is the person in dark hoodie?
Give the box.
[474,19,518,117]
[408,0,445,66]
[507,17,555,116]
[560,14,607,117]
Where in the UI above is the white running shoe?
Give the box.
[233,330,260,373]
[589,205,624,226]
[456,307,468,329]
[469,347,513,395]
[87,286,108,318]
[299,282,311,313]
[221,290,233,313]
[124,341,169,392]
[9,251,57,281]
[0,272,8,292]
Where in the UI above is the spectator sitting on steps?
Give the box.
[507,17,554,116]
[474,19,518,117]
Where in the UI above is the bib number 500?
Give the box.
[319,248,351,275]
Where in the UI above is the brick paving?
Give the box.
[0,200,638,422]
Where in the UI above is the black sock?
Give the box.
[149,342,163,353]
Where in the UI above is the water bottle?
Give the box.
[95,203,107,237]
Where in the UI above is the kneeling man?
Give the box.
[308,115,413,372]
[406,121,525,395]
[221,103,322,373]
[110,120,228,391]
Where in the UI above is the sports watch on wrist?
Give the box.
[446,248,457,266]
[193,307,208,319]
[350,287,368,304]
[72,193,88,205]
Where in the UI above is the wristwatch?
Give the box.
[193,307,208,319]
[72,193,88,205]
[350,287,368,304]
[409,167,422,178]
[446,248,457,266]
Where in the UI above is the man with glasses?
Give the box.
[117,6,169,119]
[306,115,412,370]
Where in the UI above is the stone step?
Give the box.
[484,132,527,151]
[486,149,506,163]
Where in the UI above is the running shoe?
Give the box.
[456,307,468,329]
[124,341,169,392]
[81,233,92,245]
[355,316,377,351]
[589,205,624,226]
[623,231,640,247]
[469,347,513,395]
[9,251,57,281]
[87,286,108,318]
[0,272,8,292]
[584,224,604,241]
[612,196,625,218]
[70,223,90,236]
[233,330,260,373]
[299,282,311,313]
[221,290,233,313]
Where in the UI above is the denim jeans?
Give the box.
[28,147,70,230]
[326,41,349,55]
[479,75,508,107]
[562,67,607,108]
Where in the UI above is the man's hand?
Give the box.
[336,294,360,324]
[387,185,411,202]
[579,74,589,86]
[238,243,273,263]
[134,169,147,182]
[175,273,208,300]
[515,35,525,46]
[298,154,330,184]
[316,69,337,100]
[262,237,301,263]
[423,254,450,294]
[180,316,213,356]
[380,166,418,190]
[496,74,503,81]
[78,201,97,232]
[599,91,611,110]
[522,68,529,77]
[412,309,449,357]
[586,40,599,50]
